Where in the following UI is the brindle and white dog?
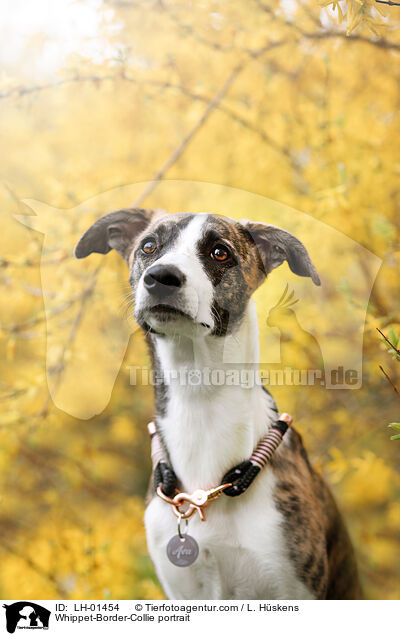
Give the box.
[75,208,362,600]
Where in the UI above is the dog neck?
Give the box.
[148,300,277,491]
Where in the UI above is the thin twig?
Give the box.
[298,29,400,51]
[379,365,400,396]
[0,74,115,100]
[376,327,400,355]
[376,0,400,5]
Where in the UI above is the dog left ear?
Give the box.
[241,220,321,286]
[74,208,157,262]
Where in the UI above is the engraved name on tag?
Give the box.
[167,534,199,567]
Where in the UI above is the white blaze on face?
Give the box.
[135,214,215,332]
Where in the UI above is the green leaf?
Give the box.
[388,327,399,348]
[390,434,400,441]
[388,423,400,431]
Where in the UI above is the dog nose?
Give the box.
[143,264,185,297]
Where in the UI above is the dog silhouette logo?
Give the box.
[3,602,50,633]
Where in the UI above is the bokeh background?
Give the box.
[1,0,399,600]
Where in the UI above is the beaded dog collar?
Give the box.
[148,413,292,567]
[148,412,293,521]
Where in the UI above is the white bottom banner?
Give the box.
[1,599,398,635]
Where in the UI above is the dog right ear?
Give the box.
[74,208,156,262]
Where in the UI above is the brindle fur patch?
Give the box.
[196,216,265,335]
[271,428,362,599]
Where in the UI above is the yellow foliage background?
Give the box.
[0,0,399,600]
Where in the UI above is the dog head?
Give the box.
[74,208,320,337]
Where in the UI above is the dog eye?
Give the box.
[211,244,230,262]
[142,240,157,255]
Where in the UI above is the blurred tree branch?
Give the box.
[6,61,251,430]
[298,29,400,50]
[133,64,244,206]
[0,72,295,163]
[375,0,400,5]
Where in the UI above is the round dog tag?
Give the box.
[167,534,199,567]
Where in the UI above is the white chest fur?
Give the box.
[145,302,315,600]
[145,470,314,600]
